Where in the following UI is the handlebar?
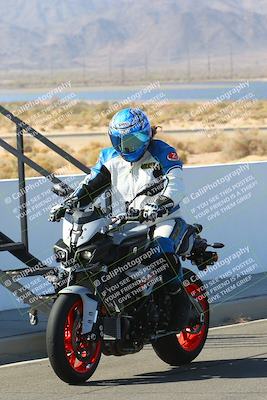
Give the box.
[57,196,80,213]
[110,209,143,226]
[109,204,168,228]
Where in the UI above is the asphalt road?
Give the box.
[1,320,267,400]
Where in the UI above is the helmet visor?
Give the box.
[111,130,150,154]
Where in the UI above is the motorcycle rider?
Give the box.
[49,108,196,330]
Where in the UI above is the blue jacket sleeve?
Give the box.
[148,140,186,207]
[72,149,112,207]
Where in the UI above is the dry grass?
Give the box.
[222,130,267,160]
[0,129,266,179]
[1,99,267,179]
[162,134,225,155]
[1,99,267,134]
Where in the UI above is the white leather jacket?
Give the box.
[73,139,186,222]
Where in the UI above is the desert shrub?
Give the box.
[187,134,224,154]
[162,133,223,155]
[248,132,267,155]
[222,130,267,160]
[77,141,103,167]
[1,100,267,134]
[157,135,188,163]
[1,98,267,178]
[223,133,250,160]
[0,154,18,179]
[160,135,187,151]
[177,150,188,164]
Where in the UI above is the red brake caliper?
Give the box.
[64,299,101,373]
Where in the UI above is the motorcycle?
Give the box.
[46,180,224,384]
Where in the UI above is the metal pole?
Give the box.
[16,125,29,252]
[0,105,90,174]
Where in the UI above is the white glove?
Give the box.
[113,212,127,224]
[142,203,159,222]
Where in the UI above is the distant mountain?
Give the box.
[0,0,267,72]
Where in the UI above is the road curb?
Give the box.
[0,331,47,365]
[210,295,267,326]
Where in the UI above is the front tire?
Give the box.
[46,294,101,384]
[152,268,209,366]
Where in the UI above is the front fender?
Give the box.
[58,285,98,334]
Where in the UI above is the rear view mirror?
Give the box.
[210,242,225,249]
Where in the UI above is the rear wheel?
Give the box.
[152,268,209,365]
[46,294,101,384]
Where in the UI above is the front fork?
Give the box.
[186,292,205,334]
[58,285,99,334]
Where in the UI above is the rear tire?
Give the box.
[152,268,209,366]
[46,294,101,384]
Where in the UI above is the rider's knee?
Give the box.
[152,237,183,282]
[172,218,195,256]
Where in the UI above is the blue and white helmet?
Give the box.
[108,108,152,162]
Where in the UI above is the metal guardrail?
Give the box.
[0,105,90,312]
[0,104,90,252]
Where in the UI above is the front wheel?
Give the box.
[152,268,209,366]
[46,294,101,384]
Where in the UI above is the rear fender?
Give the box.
[58,285,98,334]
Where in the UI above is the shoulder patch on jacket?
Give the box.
[147,139,183,174]
[167,151,179,161]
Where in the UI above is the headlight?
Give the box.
[80,250,93,261]
[55,249,67,262]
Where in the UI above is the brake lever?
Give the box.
[64,196,79,209]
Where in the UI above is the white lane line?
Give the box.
[0,357,48,369]
[210,318,267,330]
[1,318,267,369]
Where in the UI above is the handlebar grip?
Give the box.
[124,215,143,222]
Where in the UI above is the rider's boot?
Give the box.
[159,252,190,331]
[169,285,191,330]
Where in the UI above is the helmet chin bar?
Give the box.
[120,145,149,162]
